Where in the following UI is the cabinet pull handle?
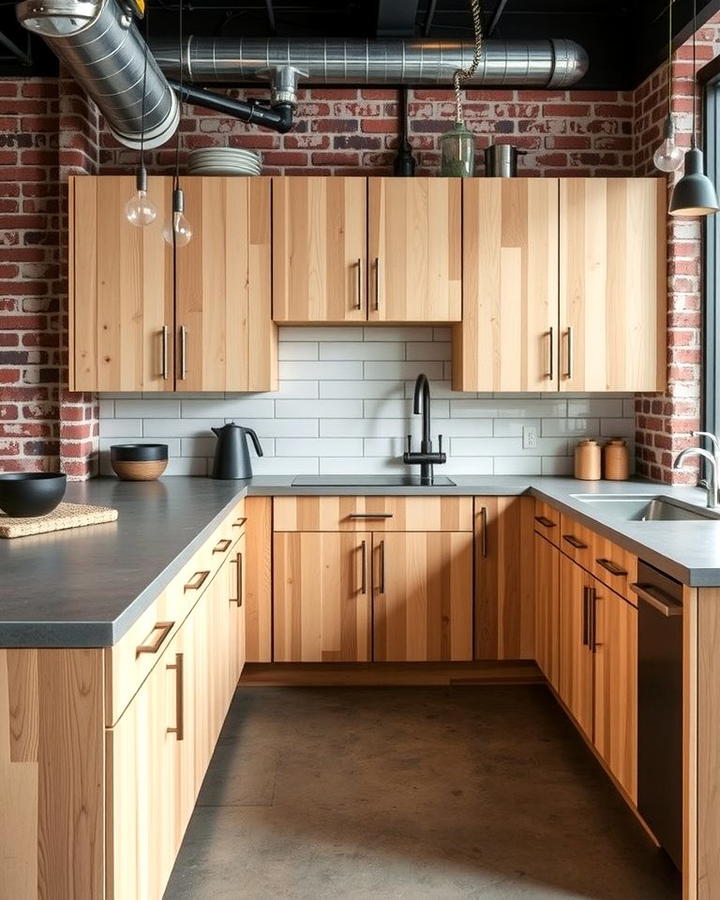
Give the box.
[374,256,381,311]
[546,327,554,381]
[565,326,573,379]
[479,506,488,558]
[166,652,184,741]
[590,588,598,653]
[184,570,210,592]
[360,540,367,594]
[379,539,385,593]
[629,583,683,617]
[231,551,243,607]
[354,258,363,310]
[213,538,232,554]
[179,325,188,380]
[582,587,589,647]
[232,517,248,529]
[534,515,556,529]
[161,325,169,380]
[562,533,587,550]
[136,621,174,657]
[348,512,393,520]
[596,557,628,577]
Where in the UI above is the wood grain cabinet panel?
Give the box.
[273,531,372,662]
[534,532,560,691]
[373,531,473,662]
[559,177,666,392]
[593,580,638,802]
[70,175,174,392]
[176,177,276,391]
[558,552,594,739]
[272,176,367,322]
[272,495,473,532]
[475,496,535,660]
[244,496,272,663]
[453,178,559,391]
[368,177,462,322]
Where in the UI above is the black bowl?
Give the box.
[0,472,67,518]
[110,444,168,462]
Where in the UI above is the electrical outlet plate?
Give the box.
[523,426,538,449]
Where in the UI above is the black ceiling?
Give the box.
[2,0,720,89]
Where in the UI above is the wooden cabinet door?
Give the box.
[71,175,174,392]
[106,628,183,900]
[475,496,535,660]
[273,531,372,662]
[368,178,462,322]
[593,580,638,802]
[453,178,559,391]
[229,531,247,685]
[373,531,473,661]
[176,177,276,391]
[534,532,560,690]
[559,178,666,392]
[558,553,594,738]
[272,177,367,322]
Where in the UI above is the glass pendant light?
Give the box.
[440,0,482,177]
[125,10,157,226]
[164,0,192,245]
[654,0,683,173]
[669,0,720,216]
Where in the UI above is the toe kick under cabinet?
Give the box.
[0,502,247,900]
[272,496,474,662]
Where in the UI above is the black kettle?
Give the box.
[210,423,263,480]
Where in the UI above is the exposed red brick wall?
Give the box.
[632,15,720,484]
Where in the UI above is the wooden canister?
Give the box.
[575,439,602,480]
[604,438,629,481]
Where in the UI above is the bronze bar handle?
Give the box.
[360,540,367,595]
[179,325,188,380]
[546,327,554,381]
[213,538,232,554]
[232,517,248,529]
[161,325,169,380]
[348,512,393,519]
[379,539,385,593]
[596,557,628,577]
[136,621,174,657]
[582,587,589,647]
[166,652,184,741]
[184,570,210,593]
[534,515,556,529]
[479,506,488,559]
[565,325,573,379]
[374,256,381,311]
[590,588,598,653]
[563,533,588,550]
[230,551,243,607]
[355,258,363,310]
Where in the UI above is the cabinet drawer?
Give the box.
[591,532,638,601]
[533,499,560,545]
[559,514,595,570]
[273,496,473,532]
[104,498,245,726]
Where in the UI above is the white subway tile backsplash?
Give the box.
[98,327,635,475]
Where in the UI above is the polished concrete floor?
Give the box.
[164,685,681,900]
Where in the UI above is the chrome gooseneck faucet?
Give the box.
[403,373,447,484]
[673,429,720,509]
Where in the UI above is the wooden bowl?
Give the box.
[110,444,168,481]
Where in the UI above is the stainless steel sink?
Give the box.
[292,475,456,487]
[570,493,720,522]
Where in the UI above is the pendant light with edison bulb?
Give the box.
[669,0,720,216]
[164,0,192,246]
[125,9,157,227]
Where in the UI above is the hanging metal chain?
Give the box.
[453,0,483,124]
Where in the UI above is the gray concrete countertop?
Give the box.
[2,474,720,648]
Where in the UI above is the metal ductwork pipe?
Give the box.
[16,0,179,149]
[152,37,589,100]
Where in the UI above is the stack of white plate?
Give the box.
[187,147,262,176]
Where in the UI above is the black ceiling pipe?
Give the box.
[167,79,293,133]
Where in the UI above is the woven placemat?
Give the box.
[0,502,118,539]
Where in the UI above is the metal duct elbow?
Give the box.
[152,37,589,94]
[17,0,179,149]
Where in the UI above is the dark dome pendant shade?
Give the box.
[669,0,720,217]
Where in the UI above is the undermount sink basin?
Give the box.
[570,494,720,522]
[292,475,456,487]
